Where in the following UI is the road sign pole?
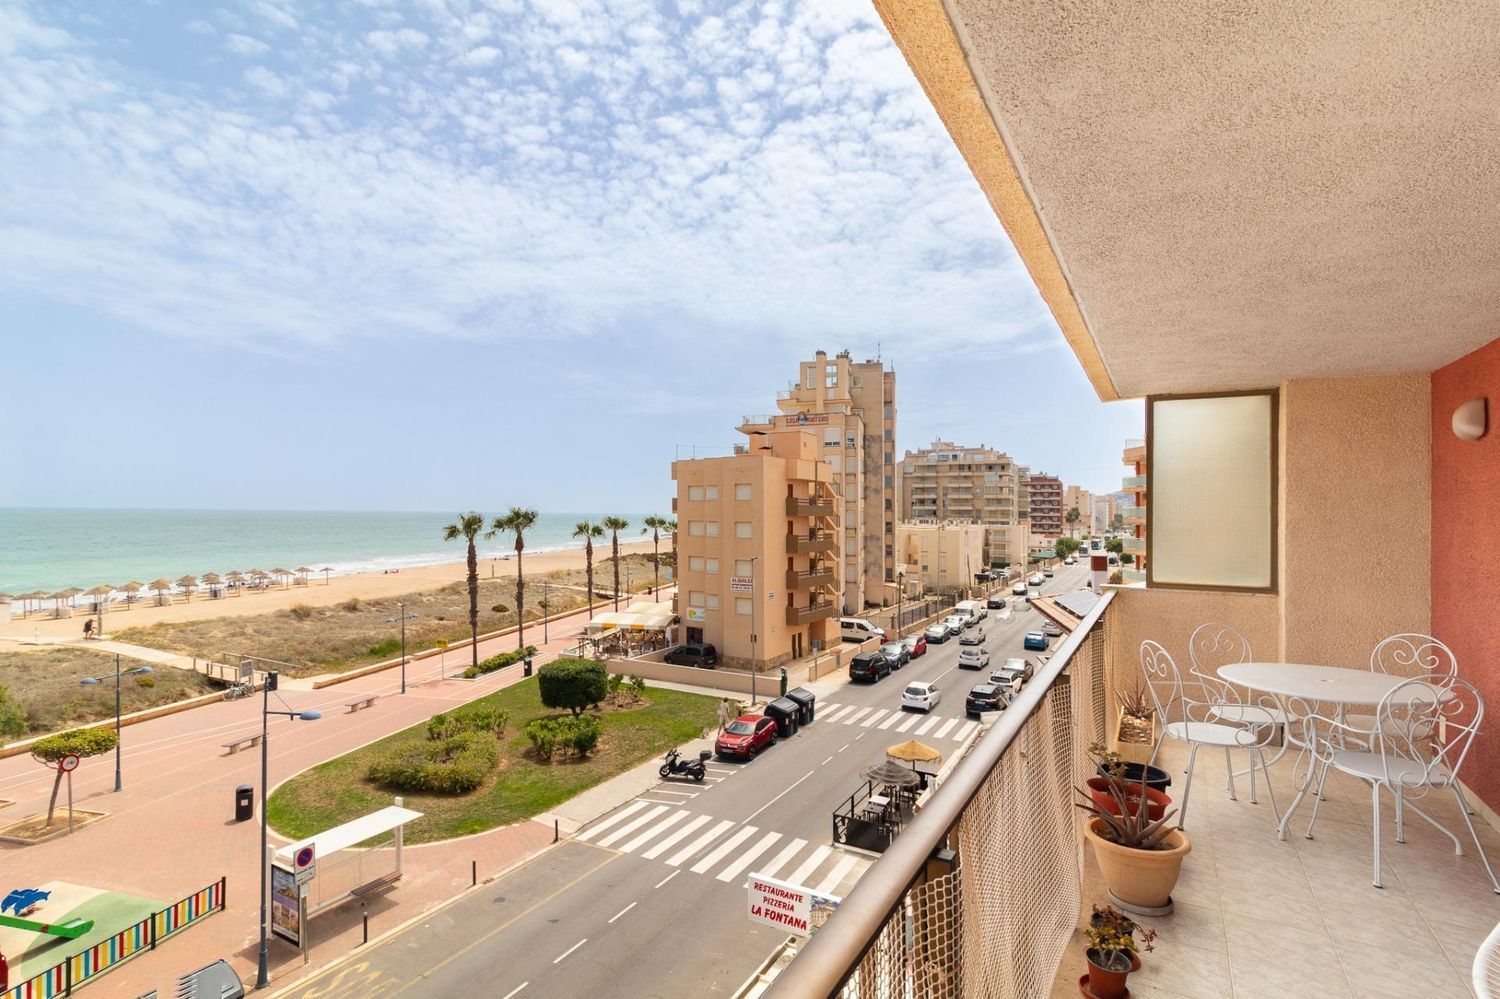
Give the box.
[66,771,73,834]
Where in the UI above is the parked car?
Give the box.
[943,615,966,637]
[1023,631,1049,651]
[664,642,718,668]
[986,596,1007,610]
[715,715,778,758]
[1043,569,1054,578]
[989,667,1025,695]
[957,647,991,670]
[966,683,1007,716]
[924,623,950,644]
[1040,620,1064,638]
[1028,573,1045,586]
[1011,582,1028,596]
[1002,657,1033,682]
[959,626,985,646]
[901,681,941,713]
[849,652,892,682]
[840,618,886,643]
[880,642,910,669]
[901,634,928,658]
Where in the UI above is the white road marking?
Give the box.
[743,770,814,825]
[955,721,979,743]
[916,716,941,736]
[896,715,920,732]
[635,799,685,807]
[642,814,712,859]
[706,767,736,776]
[608,902,637,924]
[650,788,700,797]
[501,984,528,999]
[822,705,854,723]
[655,870,680,889]
[575,800,650,841]
[815,855,861,895]
[716,831,782,883]
[935,718,960,739]
[553,939,587,964]
[596,805,669,848]
[854,732,866,741]
[860,710,887,728]
[618,810,689,853]
[821,756,833,766]
[844,707,872,726]
[691,826,758,874]
[838,743,850,753]
[788,845,832,886]
[878,711,903,730]
[666,819,734,867]
[755,837,807,879]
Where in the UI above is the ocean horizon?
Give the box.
[0,508,658,594]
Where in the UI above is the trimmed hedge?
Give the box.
[525,715,602,760]
[368,732,499,794]
[426,706,509,741]
[462,645,537,680]
[537,658,607,716]
[30,726,119,763]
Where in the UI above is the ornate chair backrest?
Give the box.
[1188,622,1253,701]
[1370,633,1458,679]
[1375,673,1482,795]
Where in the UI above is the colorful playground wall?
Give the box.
[4,878,224,999]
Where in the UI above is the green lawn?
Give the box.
[267,678,717,844]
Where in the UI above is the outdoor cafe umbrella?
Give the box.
[862,760,921,790]
[886,739,943,766]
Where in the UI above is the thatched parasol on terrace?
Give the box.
[175,575,199,601]
[862,760,921,789]
[886,739,943,765]
[51,588,83,619]
[149,578,174,605]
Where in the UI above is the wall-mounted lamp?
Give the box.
[1453,398,1488,441]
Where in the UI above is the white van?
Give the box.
[954,599,984,624]
[840,617,886,643]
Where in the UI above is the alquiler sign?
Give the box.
[746,873,811,935]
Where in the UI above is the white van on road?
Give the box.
[840,617,886,643]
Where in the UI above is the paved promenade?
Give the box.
[0,597,660,996]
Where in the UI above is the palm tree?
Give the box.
[573,520,605,620]
[490,507,539,650]
[640,515,669,595]
[1065,506,1081,539]
[443,512,486,670]
[665,518,678,578]
[601,516,630,610]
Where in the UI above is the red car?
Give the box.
[902,634,928,659]
[715,715,778,759]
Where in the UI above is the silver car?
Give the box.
[958,626,985,646]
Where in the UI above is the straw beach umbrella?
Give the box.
[149,578,174,606]
[225,571,245,596]
[295,567,312,587]
[176,575,198,602]
[271,568,292,590]
[249,570,271,592]
[321,567,333,585]
[121,581,144,609]
[85,583,115,615]
[18,590,48,617]
[201,573,223,599]
[862,760,921,789]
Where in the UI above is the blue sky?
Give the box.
[0,0,1141,512]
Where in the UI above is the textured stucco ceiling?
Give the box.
[926,0,1500,398]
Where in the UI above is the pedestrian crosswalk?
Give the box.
[815,704,979,742]
[574,801,872,896]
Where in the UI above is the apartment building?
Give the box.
[670,427,839,669]
[1122,439,1146,579]
[1063,484,1093,537]
[1091,493,1116,534]
[898,439,1028,570]
[1025,473,1063,537]
[742,350,897,611]
[894,521,986,594]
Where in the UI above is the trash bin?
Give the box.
[764,697,801,738]
[523,656,534,677]
[235,784,254,822]
[785,687,816,725]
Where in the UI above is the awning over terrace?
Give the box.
[584,602,677,634]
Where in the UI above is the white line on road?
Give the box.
[896,714,920,732]
[916,716,941,736]
[859,709,887,728]
[655,870,680,889]
[575,800,650,841]
[501,984,529,999]
[756,837,807,879]
[642,814,712,859]
[635,799,685,807]
[608,902,637,924]
[553,939,587,964]
[955,721,979,743]
[822,705,855,724]
[935,718,960,739]
[618,810,689,853]
[878,711,903,730]
[788,845,832,885]
[743,770,814,825]
[815,855,861,895]
[844,707,872,726]
[716,831,782,883]
[706,767,736,776]
[691,826,758,874]
[666,819,734,867]
[649,788,700,796]
[854,732,865,741]
[596,805,669,848]
[821,756,833,766]
[838,743,849,753]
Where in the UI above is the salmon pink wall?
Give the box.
[1432,337,1500,813]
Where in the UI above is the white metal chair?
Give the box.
[1302,674,1499,892]
[1141,639,1281,829]
[1344,633,1458,741]
[1188,622,1293,766]
[1474,920,1500,998]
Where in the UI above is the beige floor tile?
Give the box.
[1227,944,1351,999]
[1133,898,1226,955]
[1337,937,1471,999]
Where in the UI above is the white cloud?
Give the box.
[224,33,271,56]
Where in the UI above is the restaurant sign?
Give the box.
[746,873,811,935]
[780,413,830,427]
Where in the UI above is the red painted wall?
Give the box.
[1432,337,1500,812]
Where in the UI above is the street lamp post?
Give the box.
[749,555,759,707]
[386,603,420,694]
[80,654,151,792]
[896,571,905,639]
[256,670,320,991]
[542,579,549,644]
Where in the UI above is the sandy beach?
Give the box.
[0,540,659,641]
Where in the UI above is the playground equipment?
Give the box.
[0,888,93,940]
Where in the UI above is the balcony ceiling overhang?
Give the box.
[874,0,1500,400]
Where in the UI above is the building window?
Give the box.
[735,559,752,576]
[734,483,752,500]
[689,556,706,571]
[707,594,720,610]
[845,457,857,473]
[736,597,752,616]
[823,428,839,448]
[688,521,705,537]
[705,558,719,573]
[1148,391,1277,591]
[734,522,752,539]
[706,521,720,537]
[687,485,704,502]
[883,428,892,441]
[704,484,718,500]
[689,591,706,607]
[825,364,837,388]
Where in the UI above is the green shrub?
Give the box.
[459,706,509,738]
[525,715,600,760]
[30,726,119,763]
[491,603,510,614]
[461,645,536,680]
[368,638,401,658]
[427,712,457,741]
[526,718,559,759]
[538,658,607,716]
[568,715,601,756]
[608,673,625,697]
[367,732,498,794]
[630,675,646,699]
[136,675,156,688]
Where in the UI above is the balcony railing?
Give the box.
[1122,535,1145,553]
[741,414,779,427]
[765,591,1113,997]
[785,600,838,626]
[786,531,837,555]
[786,567,837,591]
[1121,473,1147,489]
[786,496,836,518]
[1122,505,1146,521]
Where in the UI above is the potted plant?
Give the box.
[1082,904,1155,999]
[1087,747,1171,821]
[1113,681,1156,765]
[1077,743,1190,913]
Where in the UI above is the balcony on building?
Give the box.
[763,4,1500,997]
[1121,473,1147,490]
[1121,505,1146,524]
[786,565,837,591]
[786,530,836,555]
[786,495,836,518]
[785,599,838,626]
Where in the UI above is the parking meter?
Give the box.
[779,666,788,697]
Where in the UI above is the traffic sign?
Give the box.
[293,844,316,885]
[57,755,79,774]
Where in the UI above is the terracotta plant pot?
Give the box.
[1087,776,1171,821]
[1084,948,1132,999]
[1084,819,1190,910]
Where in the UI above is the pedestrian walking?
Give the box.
[717,697,731,733]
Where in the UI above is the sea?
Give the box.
[0,509,654,594]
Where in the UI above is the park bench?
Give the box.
[222,732,263,755]
[344,694,379,714]
[350,871,401,900]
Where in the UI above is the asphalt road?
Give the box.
[280,560,1096,999]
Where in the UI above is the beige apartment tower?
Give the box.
[898,440,1028,570]
[894,521,987,593]
[1063,485,1094,537]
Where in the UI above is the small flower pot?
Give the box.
[1097,761,1171,792]
[1087,776,1171,821]
[1084,948,1133,999]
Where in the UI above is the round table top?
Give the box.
[1218,662,1412,706]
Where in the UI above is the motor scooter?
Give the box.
[659,748,709,782]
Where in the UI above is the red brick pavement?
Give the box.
[0,596,654,995]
